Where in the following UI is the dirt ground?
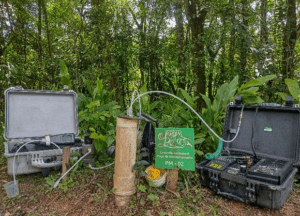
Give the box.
[0,163,300,216]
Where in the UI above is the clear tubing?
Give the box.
[13,141,62,184]
[130,90,242,143]
[131,90,142,131]
[89,161,115,170]
[53,151,91,188]
[131,90,142,115]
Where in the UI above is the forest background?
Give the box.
[1,0,300,158]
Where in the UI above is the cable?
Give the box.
[129,90,244,143]
[12,141,62,184]
[89,161,115,170]
[131,90,142,131]
[53,151,91,188]
[251,107,259,159]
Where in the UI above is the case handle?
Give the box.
[216,189,244,202]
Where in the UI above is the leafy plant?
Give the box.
[138,184,147,193]
[276,78,300,104]
[59,60,72,88]
[78,78,122,153]
[147,193,157,202]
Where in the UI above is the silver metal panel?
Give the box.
[4,88,79,139]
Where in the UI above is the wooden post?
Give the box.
[62,147,70,180]
[166,169,180,197]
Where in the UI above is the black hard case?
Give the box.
[197,103,299,209]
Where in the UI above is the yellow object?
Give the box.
[147,167,161,180]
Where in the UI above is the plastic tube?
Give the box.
[131,90,142,131]
[89,161,115,170]
[53,151,91,188]
[131,90,142,116]
[12,141,62,184]
[129,90,243,143]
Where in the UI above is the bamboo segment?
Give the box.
[114,116,138,206]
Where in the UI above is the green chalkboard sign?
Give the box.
[155,128,195,171]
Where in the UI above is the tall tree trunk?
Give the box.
[228,0,236,76]
[38,0,42,89]
[260,0,268,44]
[175,0,185,90]
[42,0,53,84]
[281,0,298,79]
[258,0,268,76]
[239,0,249,83]
[42,0,51,58]
[185,0,207,109]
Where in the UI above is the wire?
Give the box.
[89,161,115,170]
[13,141,62,185]
[129,90,243,143]
[53,151,91,188]
[251,107,259,159]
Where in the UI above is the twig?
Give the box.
[47,192,62,206]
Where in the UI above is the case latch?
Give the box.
[63,85,69,91]
[246,182,258,203]
[209,171,219,192]
[285,96,294,107]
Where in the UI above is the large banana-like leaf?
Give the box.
[285,79,300,100]
[180,88,197,109]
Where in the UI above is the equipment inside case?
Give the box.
[197,100,300,209]
[219,104,299,184]
[4,87,83,176]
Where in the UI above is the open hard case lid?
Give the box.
[4,87,79,140]
[223,99,300,166]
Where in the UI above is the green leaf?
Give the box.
[285,79,300,99]
[180,89,196,109]
[240,75,276,90]
[96,79,104,99]
[195,150,204,156]
[96,183,105,190]
[147,194,157,201]
[245,87,259,93]
[93,139,107,152]
[59,60,71,87]
[195,133,206,138]
[227,75,239,101]
[195,138,205,145]
[256,74,276,85]
[275,92,289,101]
[201,94,211,108]
[238,90,257,96]
[212,82,231,114]
[82,77,94,97]
[138,184,147,192]
[159,212,168,216]
[148,180,155,187]
[242,96,264,105]
[239,79,260,90]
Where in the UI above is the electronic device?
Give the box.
[41,133,75,145]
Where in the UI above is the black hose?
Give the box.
[251,107,259,159]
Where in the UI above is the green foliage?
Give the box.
[138,184,147,193]
[237,75,276,105]
[59,60,71,88]
[147,193,157,202]
[275,78,300,104]
[78,78,122,153]
[285,79,300,103]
